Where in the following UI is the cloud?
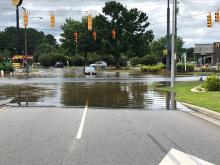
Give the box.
[0,0,219,48]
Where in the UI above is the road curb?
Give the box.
[181,102,220,121]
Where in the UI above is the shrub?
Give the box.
[73,55,85,66]
[0,62,15,73]
[65,56,74,66]
[141,64,165,73]
[176,63,194,72]
[87,53,101,64]
[205,75,220,91]
[140,55,157,66]
[38,54,53,67]
[130,57,140,66]
[0,63,3,71]
[119,56,128,67]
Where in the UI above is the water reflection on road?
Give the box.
[0,68,199,110]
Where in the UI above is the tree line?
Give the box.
[0,1,194,67]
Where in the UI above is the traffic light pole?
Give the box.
[16,5,20,54]
[166,0,171,71]
[171,0,176,88]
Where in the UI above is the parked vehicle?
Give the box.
[83,66,96,75]
[55,62,64,68]
[90,61,107,68]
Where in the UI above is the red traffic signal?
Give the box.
[93,31,97,41]
[215,10,220,23]
[73,32,78,43]
[112,29,116,39]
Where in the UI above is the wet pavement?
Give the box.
[0,67,202,110]
[0,68,219,165]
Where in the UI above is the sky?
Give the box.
[0,0,220,48]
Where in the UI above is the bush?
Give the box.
[205,75,220,91]
[130,57,140,66]
[141,64,165,73]
[140,55,157,65]
[73,55,85,66]
[176,63,194,72]
[0,63,3,71]
[119,56,128,67]
[87,53,101,64]
[0,62,15,73]
[38,54,53,67]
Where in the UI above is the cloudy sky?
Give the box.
[0,0,219,47]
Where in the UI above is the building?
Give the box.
[194,42,220,66]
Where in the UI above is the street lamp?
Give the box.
[12,0,23,54]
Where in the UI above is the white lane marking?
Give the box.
[0,106,9,111]
[159,148,214,165]
[76,103,88,139]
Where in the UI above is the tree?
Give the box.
[60,19,82,56]
[186,47,194,61]
[44,34,57,46]
[151,35,185,62]
[97,1,154,67]
[59,1,154,67]
[0,27,46,55]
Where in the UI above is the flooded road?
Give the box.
[0,68,200,110]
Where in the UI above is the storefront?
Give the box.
[12,55,33,69]
[194,43,220,66]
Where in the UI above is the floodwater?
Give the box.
[0,67,200,110]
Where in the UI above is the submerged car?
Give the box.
[90,61,107,68]
[83,66,96,75]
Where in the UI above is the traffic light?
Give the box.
[112,29,116,40]
[23,12,28,27]
[88,14,92,31]
[73,32,78,44]
[215,10,220,23]
[93,31,96,41]
[207,12,212,27]
[50,14,55,27]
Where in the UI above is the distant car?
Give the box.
[90,61,107,68]
[83,66,96,75]
[55,62,64,68]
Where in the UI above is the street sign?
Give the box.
[163,49,168,56]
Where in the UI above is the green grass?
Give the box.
[156,81,220,113]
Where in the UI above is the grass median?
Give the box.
[156,81,220,113]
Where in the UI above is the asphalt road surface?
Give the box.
[0,106,219,165]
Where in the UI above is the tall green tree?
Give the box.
[43,34,57,46]
[186,47,194,61]
[151,35,185,62]
[59,1,154,67]
[0,27,46,55]
[60,19,82,56]
[98,1,154,66]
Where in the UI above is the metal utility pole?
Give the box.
[171,0,176,88]
[166,0,171,71]
[16,5,20,54]
[12,0,23,54]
